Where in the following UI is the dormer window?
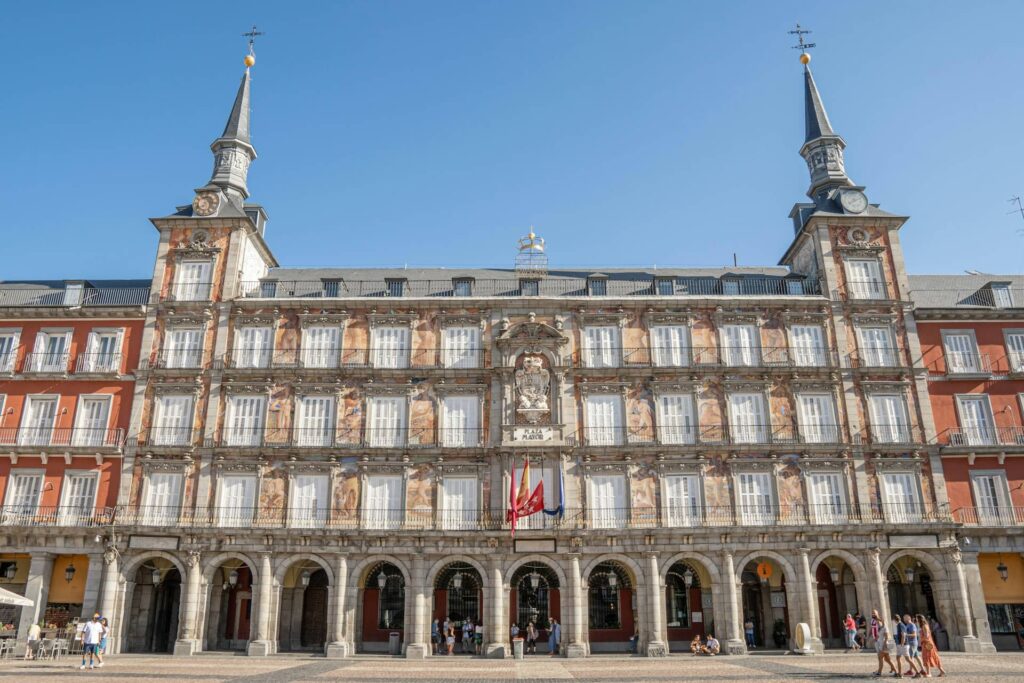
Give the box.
[453,279,473,297]
[655,278,674,296]
[785,279,805,295]
[386,279,406,297]
[722,279,740,296]
[62,282,85,307]
[322,279,341,298]
[992,283,1013,308]
[588,277,608,296]
[520,279,539,296]
[259,280,278,298]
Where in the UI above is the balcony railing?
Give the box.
[22,351,71,373]
[575,423,843,448]
[0,427,125,448]
[238,277,824,300]
[952,506,1024,526]
[943,352,993,376]
[0,286,150,308]
[95,503,952,531]
[864,424,917,446]
[0,351,16,373]
[167,282,213,302]
[848,347,903,370]
[74,352,124,374]
[212,427,488,449]
[578,345,837,370]
[147,348,204,370]
[1008,351,1024,374]
[145,428,195,447]
[843,279,893,301]
[224,347,487,370]
[0,505,115,526]
[940,427,1024,447]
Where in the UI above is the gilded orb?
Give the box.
[799,52,811,65]
[244,54,256,68]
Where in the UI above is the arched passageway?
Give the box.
[205,560,254,652]
[740,558,790,650]
[277,561,329,652]
[586,561,636,653]
[814,558,860,649]
[433,561,484,654]
[665,562,708,651]
[124,558,182,653]
[359,561,405,653]
[509,562,560,654]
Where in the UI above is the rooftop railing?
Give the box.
[912,286,1024,309]
[0,286,150,307]
[238,277,824,300]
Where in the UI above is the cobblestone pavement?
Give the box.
[1,652,1023,682]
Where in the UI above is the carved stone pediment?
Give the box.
[497,319,568,347]
[299,313,349,327]
[367,313,417,328]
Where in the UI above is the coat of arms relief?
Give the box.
[514,354,550,424]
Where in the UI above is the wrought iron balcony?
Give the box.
[144,427,195,448]
[21,351,72,374]
[952,506,1024,526]
[574,423,844,448]
[210,427,488,449]
[145,348,204,370]
[74,352,124,374]
[939,427,1024,448]
[1007,351,1024,375]
[0,351,16,374]
[0,427,125,449]
[577,345,838,370]
[0,286,150,308]
[0,505,114,527]
[847,347,904,370]
[842,279,894,301]
[864,424,918,447]
[165,282,213,302]
[223,346,487,370]
[942,352,994,376]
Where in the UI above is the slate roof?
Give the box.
[909,274,1024,309]
[0,279,151,307]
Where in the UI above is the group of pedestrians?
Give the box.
[429,617,561,656]
[870,610,946,678]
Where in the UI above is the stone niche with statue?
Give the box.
[494,313,570,445]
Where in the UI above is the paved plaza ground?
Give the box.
[1,652,1023,683]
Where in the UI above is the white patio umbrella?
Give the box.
[0,586,32,607]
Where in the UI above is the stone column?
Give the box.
[326,554,351,658]
[958,550,996,653]
[15,553,54,656]
[866,548,890,625]
[644,553,667,656]
[797,548,824,653]
[565,553,586,657]
[82,553,105,618]
[947,548,986,652]
[484,558,506,658]
[406,555,429,659]
[720,551,745,654]
[247,552,274,656]
[95,548,118,650]
[174,550,202,656]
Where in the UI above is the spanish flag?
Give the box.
[508,456,544,536]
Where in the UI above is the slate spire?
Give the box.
[798,57,853,198]
[207,67,257,200]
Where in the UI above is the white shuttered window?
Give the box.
[302,326,340,368]
[657,394,696,445]
[651,325,689,367]
[956,395,996,445]
[367,396,407,447]
[234,326,273,368]
[584,326,620,368]
[665,474,700,526]
[971,472,1011,525]
[1006,333,1024,372]
[441,475,478,530]
[19,396,58,446]
[152,395,193,446]
[585,394,623,445]
[442,326,481,368]
[290,474,329,528]
[881,473,921,523]
[797,393,837,444]
[226,395,267,446]
[589,474,627,529]
[165,328,203,368]
[857,327,896,367]
[217,474,257,526]
[441,395,480,447]
[142,472,184,525]
[808,472,846,524]
[868,394,909,444]
[845,259,884,299]
[59,473,98,524]
[364,474,403,530]
[729,392,767,444]
[296,395,335,447]
[4,473,42,519]
[722,324,760,367]
[738,473,774,525]
[73,395,111,446]
[790,325,826,367]
[372,326,410,369]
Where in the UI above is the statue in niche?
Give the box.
[515,354,550,423]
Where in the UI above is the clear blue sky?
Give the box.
[3,1,1023,279]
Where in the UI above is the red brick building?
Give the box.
[911,275,1024,650]
[0,280,148,641]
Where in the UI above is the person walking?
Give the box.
[446,624,455,655]
[474,622,484,655]
[547,618,561,656]
[870,610,897,677]
[510,622,520,641]
[526,622,538,654]
[24,621,42,660]
[844,613,860,651]
[431,619,440,655]
[856,612,868,649]
[917,614,946,677]
[95,617,110,667]
[744,618,756,649]
[462,620,473,654]
[902,614,923,678]
[894,614,911,679]
[80,613,104,670]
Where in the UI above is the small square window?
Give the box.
[453,279,473,297]
[589,278,607,296]
[63,283,84,307]
[322,280,341,297]
[259,280,278,298]
[520,280,539,296]
[786,280,804,295]
[722,280,740,295]
[656,278,674,296]
[993,284,1013,308]
[386,279,406,297]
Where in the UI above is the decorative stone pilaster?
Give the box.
[484,559,506,658]
[565,553,587,658]
[721,551,745,654]
[15,553,54,656]
[247,552,274,656]
[797,548,824,654]
[644,553,667,657]
[405,555,429,659]
[174,550,202,656]
[326,554,351,658]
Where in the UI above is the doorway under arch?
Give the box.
[740,558,790,650]
[124,558,182,653]
[277,561,329,652]
[205,559,254,652]
[359,561,405,653]
[586,561,635,653]
[433,561,484,654]
[509,562,560,654]
[665,561,708,651]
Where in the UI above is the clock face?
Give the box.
[192,192,220,217]
[840,190,868,214]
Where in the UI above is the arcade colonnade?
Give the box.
[59,546,990,657]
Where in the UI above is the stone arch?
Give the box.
[734,550,799,583]
[273,553,335,586]
[734,550,801,651]
[810,549,871,648]
[658,551,722,586]
[349,554,412,587]
[199,551,261,653]
[426,554,489,590]
[581,553,644,586]
[201,551,259,584]
[882,550,948,582]
[349,555,413,655]
[580,553,649,653]
[881,549,956,641]
[122,551,187,580]
[505,555,568,589]
[810,548,868,584]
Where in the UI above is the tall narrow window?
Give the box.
[363,474,403,530]
[164,327,203,368]
[585,394,623,446]
[1005,332,1024,373]
[72,395,112,447]
[943,332,981,374]
[737,472,774,525]
[856,327,896,367]
[657,394,696,445]
[844,259,885,299]
[3,472,42,521]
[583,325,620,368]
[992,284,1013,308]
[808,472,846,524]
[651,325,689,367]
[971,472,1011,525]
[234,326,273,368]
[19,396,58,446]
[441,475,478,530]
[225,395,267,446]
[372,326,410,369]
[868,394,909,444]
[217,474,257,527]
[63,283,84,307]
[588,278,608,296]
[789,325,826,367]
[655,278,675,296]
[441,395,480,447]
[367,396,407,447]
[296,395,335,447]
[142,471,183,525]
[152,394,194,446]
[302,325,341,368]
[83,329,122,373]
[721,324,760,367]
[664,474,700,526]
[30,331,70,372]
[881,472,921,523]
[59,472,98,525]
[175,260,212,301]
[290,474,329,528]
[728,392,767,444]
[797,393,837,443]
[0,331,19,373]
[520,279,539,296]
[441,326,480,368]
[956,395,996,446]
[588,474,627,529]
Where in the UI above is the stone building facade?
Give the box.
[1,54,1004,658]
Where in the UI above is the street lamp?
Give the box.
[64,562,76,584]
[228,569,239,588]
[377,572,387,590]
[3,564,15,581]
[151,566,162,585]
[903,565,915,584]
[997,559,1009,582]
[607,572,617,589]
[529,572,541,590]
[452,572,463,590]
[829,566,840,585]
[300,570,311,588]
[683,568,694,589]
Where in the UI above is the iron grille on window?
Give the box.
[516,579,549,629]
[588,562,630,630]
[366,562,405,630]
[437,562,483,625]
[665,563,700,628]
[322,280,341,297]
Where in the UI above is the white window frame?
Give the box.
[735,471,777,525]
[2,470,44,521]
[0,329,20,373]
[583,325,622,369]
[30,330,71,373]
[970,470,1013,525]
[18,394,59,446]
[141,471,184,526]
[58,470,99,525]
[440,394,481,447]
[807,471,848,524]
[650,325,690,368]
[663,473,702,526]
[216,473,258,527]
[371,326,411,369]
[366,395,408,448]
[954,394,997,446]
[856,326,897,368]
[151,394,195,446]
[72,394,113,447]
[867,393,911,444]
[289,473,330,528]
[720,324,761,367]
[655,393,697,445]
[174,259,213,301]
[439,474,479,530]
[224,394,268,447]
[362,473,404,530]
[1005,330,1024,374]
[727,391,769,444]
[234,326,274,369]
[796,392,839,444]
[992,284,1013,309]
[584,393,624,446]
[164,326,204,369]
[441,326,481,369]
[588,473,628,529]
[879,471,923,523]
[941,329,982,375]
[295,394,336,448]
[788,324,827,367]
[301,325,342,369]
[83,328,124,373]
[844,258,885,300]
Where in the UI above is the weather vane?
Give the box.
[242,25,264,68]
[789,23,816,64]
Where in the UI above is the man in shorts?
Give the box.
[871,610,897,677]
[80,613,105,670]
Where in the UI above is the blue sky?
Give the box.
[2,1,1023,279]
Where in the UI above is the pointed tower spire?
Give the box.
[206,33,261,201]
[797,53,853,198]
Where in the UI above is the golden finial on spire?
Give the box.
[788,23,815,65]
[242,24,264,68]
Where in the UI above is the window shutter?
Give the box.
[729,393,765,443]
[155,395,192,446]
[73,396,111,446]
[60,474,98,523]
[870,394,906,443]
[298,396,334,447]
[665,474,699,526]
[442,476,478,529]
[738,473,773,524]
[442,395,479,447]
[790,325,825,367]
[882,473,919,522]
[291,474,328,527]
[443,326,480,368]
[1007,333,1024,372]
[585,326,619,368]
[809,473,845,523]
[8,474,42,513]
[586,395,622,445]
[228,395,266,446]
[373,326,410,369]
[652,326,688,367]
[944,333,978,373]
[21,397,57,446]
[658,394,695,444]
[798,394,835,443]
[958,397,994,445]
